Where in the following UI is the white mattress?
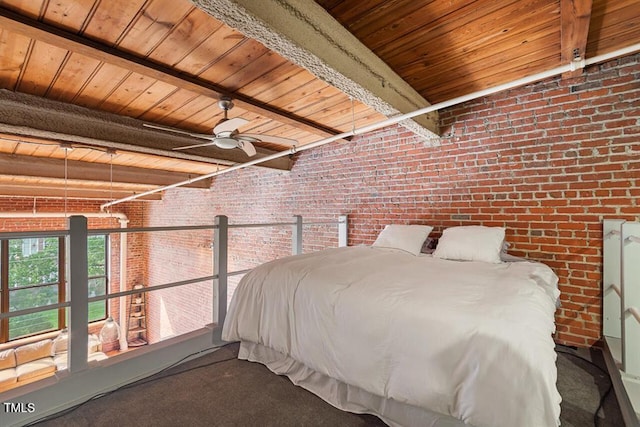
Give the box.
[223,246,562,427]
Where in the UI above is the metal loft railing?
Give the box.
[212,214,348,332]
[0,213,348,427]
[602,219,640,425]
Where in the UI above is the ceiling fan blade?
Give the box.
[237,133,297,146]
[172,141,217,151]
[236,135,259,143]
[213,117,249,134]
[238,140,256,157]
[143,123,213,140]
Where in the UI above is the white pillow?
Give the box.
[372,224,433,256]
[433,226,505,263]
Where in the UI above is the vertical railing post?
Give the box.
[292,215,303,255]
[68,215,89,373]
[213,215,228,329]
[118,219,129,352]
[338,214,348,247]
[621,221,640,376]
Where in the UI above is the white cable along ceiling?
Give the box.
[100,42,640,211]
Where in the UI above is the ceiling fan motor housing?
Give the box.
[214,136,239,149]
[218,96,234,112]
[146,95,293,157]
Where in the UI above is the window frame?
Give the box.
[0,234,109,343]
[87,234,109,323]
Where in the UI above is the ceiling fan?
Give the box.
[143,96,297,157]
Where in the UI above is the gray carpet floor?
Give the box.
[31,342,623,427]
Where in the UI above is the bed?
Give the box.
[222,225,562,427]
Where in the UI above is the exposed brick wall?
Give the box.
[146,53,640,347]
[141,195,216,341]
[5,53,636,349]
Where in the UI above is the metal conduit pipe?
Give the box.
[0,211,130,351]
[0,212,128,221]
[100,43,640,211]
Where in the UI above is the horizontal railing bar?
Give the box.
[1,266,251,320]
[628,307,640,324]
[303,220,342,226]
[228,219,343,229]
[92,269,252,303]
[93,219,342,235]
[229,268,252,277]
[91,224,218,235]
[0,301,71,320]
[2,276,220,319]
[92,275,219,301]
[0,230,69,239]
[228,221,295,229]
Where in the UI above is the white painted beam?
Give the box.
[0,89,292,171]
[193,0,440,140]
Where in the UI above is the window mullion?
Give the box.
[59,237,66,329]
[1,240,9,343]
[104,234,109,318]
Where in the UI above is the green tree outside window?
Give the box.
[1,235,108,342]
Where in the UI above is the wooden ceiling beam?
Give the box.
[0,152,212,189]
[561,0,593,78]
[194,0,440,139]
[0,6,344,140]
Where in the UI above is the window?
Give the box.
[0,235,109,343]
[88,235,108,323]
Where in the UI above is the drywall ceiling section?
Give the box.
[193,0,441,142]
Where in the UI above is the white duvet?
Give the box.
[222,246,562,427]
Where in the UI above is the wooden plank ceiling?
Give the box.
[0,0,638,202]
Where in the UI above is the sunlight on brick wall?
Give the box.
[145,54,640,347]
